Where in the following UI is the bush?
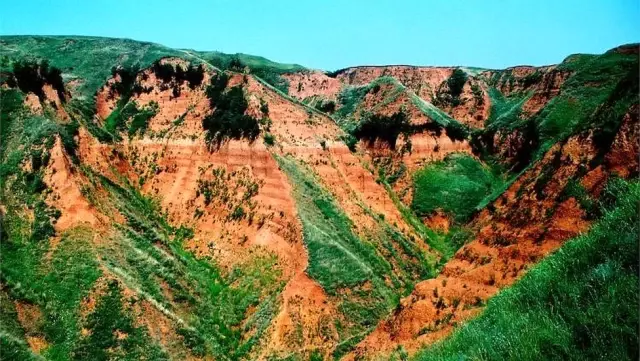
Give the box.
[11,59,66,101]
[151,60,205,89]
[263,132,275,146]
[434,68,468,107]
[353,111,409,149]
[229,56,244,72]
[447,68,468,102]
[315,100,336,113]
[110,63,140,100]
[203,73,260,149]
[341,133,358,152]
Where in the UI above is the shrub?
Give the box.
[151,60,205,89]
[260,99,269,115]
[110,63,141,100]
[11,59,66,101]
[203,74,260,149]
[434,68,468,107]
[521,70,542,88]
[229,56,244,72]
[263,132,275,146]
[353,111,409,149]
[341,134,358,152]
[185,64,205,88]
[315,100,336,113]
[447,68,468,102]
[229,205,245,220]
[152,60,175,83]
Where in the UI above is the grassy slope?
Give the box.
[536,51,637,147]
[475,49,638,209]
[482,50,638,160]
[413,179,639,361]
[0,36,187,98]
[334,76,464,130]
[0,35,304,97]
[275,154,437,358]
[405,48,639,361]
[412,153,505,224]
[0,89,152,361]
[0,86,282,360]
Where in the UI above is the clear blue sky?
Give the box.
[1,0,638,70]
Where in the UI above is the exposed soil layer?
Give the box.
[345,108,639,358]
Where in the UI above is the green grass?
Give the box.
[0,84,281,360]
[0,85,165,360]
[0,226,105,361]
[275,154,413,352]
[414,179,639,361]
[0,35,306,98]
[86,170,284,361]
[412,153,505,224]
[0,36,189,98]
[102,100,159,140]
[187,49,305,94]
[73,280,167,361]
[381,181,453,260]
[485,87,532,131]
[334,76,470,149]
[275,155,392,291]
[471,50,638,174]
[536,52,637,148]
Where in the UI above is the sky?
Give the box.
[1,0,638,70]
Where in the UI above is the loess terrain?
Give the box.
[0,36,638,361]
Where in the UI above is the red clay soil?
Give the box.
[283,70,343,101]
[481,65,571,117]
[83,64,347,358]
[345,111,639,359]
[23,92,42,114]
[444,79,491,129]
[521,69,571,116]
[44,137,102,232]
[69,59,617,359]
[84,60,483,357]
[41,84,70,120]
[284,64,571,131]
[14,301,49,354]
[336,66,454,102]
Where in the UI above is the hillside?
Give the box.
[0,36,638,361]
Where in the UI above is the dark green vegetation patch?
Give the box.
[203,73,261,149]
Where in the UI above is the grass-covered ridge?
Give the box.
[414,179,639,361]
[473,49,638,172]
[201,51,305,94]
[0,35,305,97]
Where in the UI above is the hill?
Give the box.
[0,35,637,361]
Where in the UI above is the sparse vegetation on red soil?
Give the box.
[0,35,637,361]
